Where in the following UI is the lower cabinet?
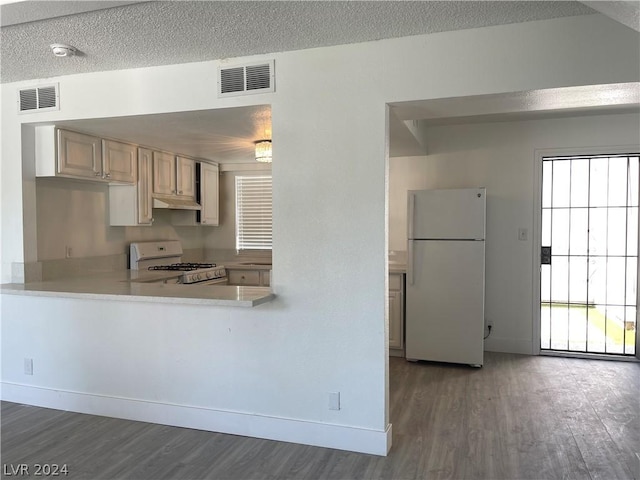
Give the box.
[389,273,405,356]
[227,269,271,287]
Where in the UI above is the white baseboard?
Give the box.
[1,382,391,456]
[484,336,533,355]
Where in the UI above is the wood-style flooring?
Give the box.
[2,352,639,479]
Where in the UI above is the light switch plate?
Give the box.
[24,358,33,375]
[329,392,340,410]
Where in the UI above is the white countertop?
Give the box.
[1,270,274,307]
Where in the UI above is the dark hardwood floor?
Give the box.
[2,352,638,479]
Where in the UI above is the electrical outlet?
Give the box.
[487,319,493,329]
[24,358,33,375]
[329,392,340,411]
[65,245,72,258]
[518,228,528,241]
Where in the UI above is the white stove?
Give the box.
[130,241,227,285]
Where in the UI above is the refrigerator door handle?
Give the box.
[408,240,414,285]
[408,192,416,240]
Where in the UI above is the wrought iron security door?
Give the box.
[540,154,639,356]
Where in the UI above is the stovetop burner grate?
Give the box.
[148,263,216,272]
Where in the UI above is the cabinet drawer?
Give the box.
[389,273,403,291]
[228,270,260,286]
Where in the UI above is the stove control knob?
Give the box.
[194,274,200,281]
[206,272,213,279]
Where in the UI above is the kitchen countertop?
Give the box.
[0,270,274,307]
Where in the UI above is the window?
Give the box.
[235,175,272,251]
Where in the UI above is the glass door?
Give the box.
[540,154,639,356]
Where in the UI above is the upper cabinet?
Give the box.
[152,151,177,195]
[136,148,153,225]
[36,125,219,228]
[176,157,196,198]
[102,139,137,184]
[36,127,136,184]
[109,147,153,226]
[153,153,196,200]
[57,129,103,179]
[170,161,220,227]
[198,162,219,226]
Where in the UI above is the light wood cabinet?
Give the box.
[136,148,153,224]
[389,273,405,355]
[57,129,103,179]
[35,127,136,185]
[227,269,270,287]
[108,147,153,226]
[152,151,176,195]
[170,161,220,227]
[102,139,137,184]
[176,157,196,198]
[153,153,196,200]
[198,162,219,226]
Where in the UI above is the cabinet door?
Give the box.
[137,148,153,224]
[57,129,103,179]
[176,157,196,198]
[199,162,219,225]
[102,140,137,183]
[153,151,176,195]
[389,289,403,349]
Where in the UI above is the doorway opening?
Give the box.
[540,153,639,356]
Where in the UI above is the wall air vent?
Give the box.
[18,84,59,113]
[218,60,274,97]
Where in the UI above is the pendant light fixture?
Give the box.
[255,139,272,163]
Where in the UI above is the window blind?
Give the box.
[235,175,273,251]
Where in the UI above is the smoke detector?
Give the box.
[50,44,76,57]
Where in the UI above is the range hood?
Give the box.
[152,196,201,210]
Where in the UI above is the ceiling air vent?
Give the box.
[18,84,59,113]
[218,60,274,97]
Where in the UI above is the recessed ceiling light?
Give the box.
[50,44,77,57]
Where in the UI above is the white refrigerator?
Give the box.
[406,188,486,367]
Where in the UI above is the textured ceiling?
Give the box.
[0,1,597,84]
[2,1,637,163]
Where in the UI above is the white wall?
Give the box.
[388,113,639,354]
[1,14,639,454]
[35,177,203,261]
